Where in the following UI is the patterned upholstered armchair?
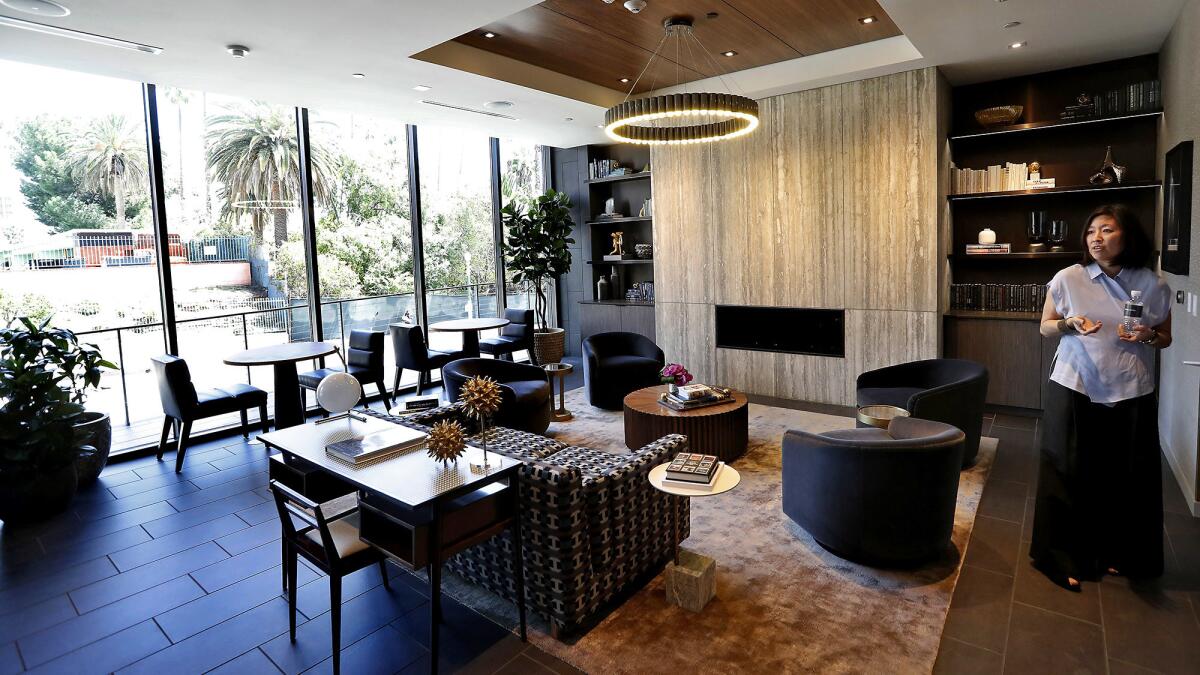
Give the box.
[364,405,688,637]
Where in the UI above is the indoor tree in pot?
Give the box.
[0,318,115,524]
[501,189,575,366]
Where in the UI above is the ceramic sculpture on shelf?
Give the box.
[609,231,625,256]
[978,228,997,245]
[1089,146,1127,185]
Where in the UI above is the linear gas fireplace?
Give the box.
[714,305,845,357]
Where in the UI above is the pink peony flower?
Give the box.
[660,363,693,386]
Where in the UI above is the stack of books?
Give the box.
[1062,80,1161,120]
[325,426,428,466]
[950,283,1048,313]
[951,162,1051,195]
[965,243,1011,255]
[663,453,723,489]
[659,384,732,412]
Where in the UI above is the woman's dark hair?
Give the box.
[1079,204,1152,268]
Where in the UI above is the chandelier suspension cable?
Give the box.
[622,32,669,102]
[687,28,746,98]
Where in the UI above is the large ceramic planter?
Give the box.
[0,462,78,526]
[73,411,112,486]
[532,327,566,366]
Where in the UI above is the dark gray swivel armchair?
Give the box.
[151,355,268,473]
[443,358,552,434]
[582,332,665,410]
[480,308,534,362]
[782,416,965,566]
[855,358,988,467]
[299,330,391,413]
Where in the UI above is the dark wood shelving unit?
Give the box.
[944,55,1159,410]
[948,251,1080,261]
[585,172,652,185]
[948,179,1161,201]
[949,111,1162,140]
[578,299,655,307]
[585,259,654,265]
[585,216,653,225]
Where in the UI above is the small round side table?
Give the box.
[856,404,910,429]
[543,362,574,421]
[648,462,740,612]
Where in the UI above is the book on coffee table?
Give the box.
[326,426,428,466]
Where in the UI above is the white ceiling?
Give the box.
[0,0,1188,147]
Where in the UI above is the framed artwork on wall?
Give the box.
[1161,140,1193,275]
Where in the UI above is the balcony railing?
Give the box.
[0,235,250,270]
[70,282,541,455]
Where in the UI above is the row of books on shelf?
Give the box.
[1061,80,1161,121]
[951,163,1055,195]
[588,159,636,179]
[950,283,1048,313]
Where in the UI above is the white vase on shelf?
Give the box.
[978,228,997,245]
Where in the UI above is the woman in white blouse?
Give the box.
[1032,204,1173,591]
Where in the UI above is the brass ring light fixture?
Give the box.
[604,16,759,145]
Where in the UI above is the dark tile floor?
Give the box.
[0,359,585,675]
[935,413,1200,675]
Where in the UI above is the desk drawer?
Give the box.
[268,454,357,503]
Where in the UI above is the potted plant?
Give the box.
[0,318,116,524]
[502,189,575,365]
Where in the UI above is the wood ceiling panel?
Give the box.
[444,0,901,96]
[721,0,901,55]
[539,0,801,74]
[455,5,704,94]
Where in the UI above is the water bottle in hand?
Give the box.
[1123,290,1144,334]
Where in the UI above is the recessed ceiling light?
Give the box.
[0,14,162,53]
[564,117,574,122]
[619,77,630,83]
[484,100,514,110]
[413,84,431,92]
[351,73,365,79]
[1003,21,1021,29]
[225,44,250,58]
[858,16,877,24]
[722,50,737,57]
[1008,41,1027,49]
[0,0,70,17]
[483,31,496,38]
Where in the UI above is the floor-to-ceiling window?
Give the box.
[498,138,547,318]
[416,126,498,353]
[0,57,556,454]
[156,91,312,432]
[308,110,417,393]
[0,60,165,445]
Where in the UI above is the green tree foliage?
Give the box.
[12,117,149,232]
[68,115,149,227]
[205,103,335,248]
[421,193,495,291]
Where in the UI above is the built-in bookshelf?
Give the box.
[944,55,1161,409]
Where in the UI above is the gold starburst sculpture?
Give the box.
[459,376,503,421]
[426,420,467,466]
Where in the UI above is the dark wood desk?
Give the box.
[259,416,525,674]
[225,341,337,429]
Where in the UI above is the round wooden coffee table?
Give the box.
[623,385,749,462]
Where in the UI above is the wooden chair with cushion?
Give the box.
[151,354,268,473]
[299,330,392,413]
[269,480,391,675]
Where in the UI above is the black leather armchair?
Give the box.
[443,358,552,434]
[782,416,965,566]
[480,308,534,361]
[151,355,268,473]
[390,324,464,397]
[582,332,665,410]
[299,330,391,413]
[855,358,988,467]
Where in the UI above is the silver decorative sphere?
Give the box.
[316,373,361,414]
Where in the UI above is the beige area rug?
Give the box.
[449,389,996,674]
